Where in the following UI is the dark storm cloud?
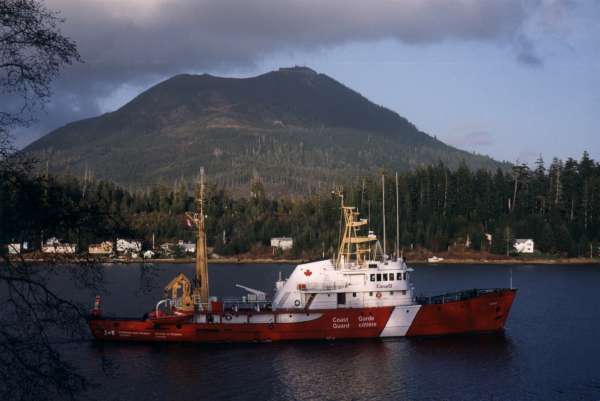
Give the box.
[15,0,572,146]
[52,0,531,83]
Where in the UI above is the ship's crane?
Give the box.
[235,284,266,302]
[163,272,193,311]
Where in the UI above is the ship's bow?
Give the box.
[406,288,517,337]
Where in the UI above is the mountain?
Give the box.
[24,66,507,194]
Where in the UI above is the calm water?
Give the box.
[60,263,600,401]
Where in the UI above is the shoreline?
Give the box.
[409,258,600,265]
[12,256,600,265]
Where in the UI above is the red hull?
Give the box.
[88,289,516,343]
[407,289,516,336]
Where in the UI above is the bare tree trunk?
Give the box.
[570,198,574,222]
[443,170,448,216]
[512,175,518,213]
[584,181,588,231]
[361,178,365,211]
[555,168,560,206]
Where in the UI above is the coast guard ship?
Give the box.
[89,174,516,343]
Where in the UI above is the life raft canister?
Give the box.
[224,313,233,321]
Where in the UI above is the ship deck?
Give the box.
[415,288,513,305]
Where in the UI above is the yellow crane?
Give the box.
[163,272,193,311]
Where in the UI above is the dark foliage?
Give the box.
[1,2,87,400]
[1,0,80,131]
[3,153,599,259]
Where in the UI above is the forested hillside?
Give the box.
[2,152,599,258]
[23,67,506,195]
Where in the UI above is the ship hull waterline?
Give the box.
[88,289,516,343]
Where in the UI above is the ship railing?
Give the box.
[415,288,509,305]
[299,282,349,292]
[221,297,272,312]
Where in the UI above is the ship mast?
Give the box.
[382,173,386,258]
[335,191,376,269]
[186,168,209,307]
[395,171,400,259]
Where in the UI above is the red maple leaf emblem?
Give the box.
[304,269,312,277]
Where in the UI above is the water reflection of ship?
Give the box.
[88,172,517,343]
[85,331,516,400]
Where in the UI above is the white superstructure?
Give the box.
[273,257,415,311]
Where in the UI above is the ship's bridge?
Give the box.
[272,257,414,311]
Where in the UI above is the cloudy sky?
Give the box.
[13,0,600,165]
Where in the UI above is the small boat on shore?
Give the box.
[88,173,516,343]
[428,256,445,263]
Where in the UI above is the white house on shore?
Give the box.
[116,238,142,254]
[88,241,113,255]
[160,240,195,255]
[514,239,535,254]
[177,240,195,254]
[7,242,28,255]
[271,237,293,251]
[42,237,77,254]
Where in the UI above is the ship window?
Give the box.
[401,290,406,295]
[370,274,375,282]
[383,273,388,281]
[403,272,407,280]
[390,292,394,295]
[352,292,357,297]
[376,274,381,282]
[397,273,402,280]
[389,274,394,281]
[369,263,378,269]
[337,293,346,305]
[369,292,373,296]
